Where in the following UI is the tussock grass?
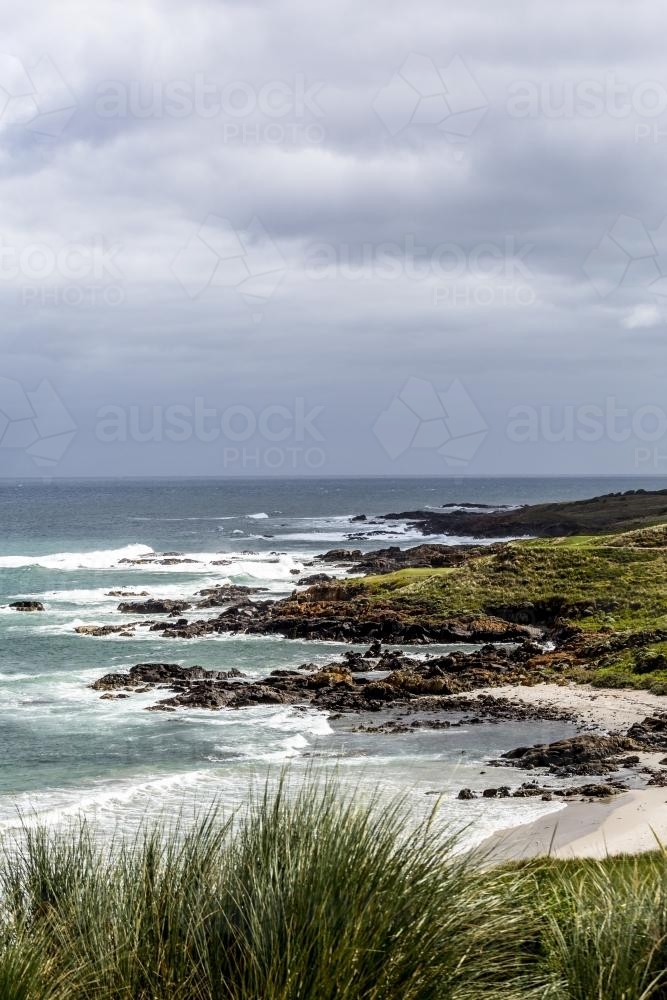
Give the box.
[1,781,667,998]
[524,852,667,1000]
[0,781,535,1000]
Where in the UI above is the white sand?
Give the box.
[464,682,667,859]
[481,788,667,860]
[455,681,667,731]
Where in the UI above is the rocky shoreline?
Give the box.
[90,646,667,801]
[378,488,667,539]
[91,643,566,711]
[70,570,538,643]
[32,489,667,806]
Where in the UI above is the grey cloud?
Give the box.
[1,0,667,477]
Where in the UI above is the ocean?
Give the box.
[1,475,664,846]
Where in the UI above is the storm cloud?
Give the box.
[1,0,667,477]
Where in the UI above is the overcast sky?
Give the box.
[1,0,667,478]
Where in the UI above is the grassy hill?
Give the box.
[384,488,667,538]
[347,524,667,691]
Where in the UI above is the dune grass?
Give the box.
[0,781,666,998]
[524,852,667,1000]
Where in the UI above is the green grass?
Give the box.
[339,524,667,689]
[1,782,667,998]
[358,533,667,633]
[522,853,667,1000]
[0,782,534,1000]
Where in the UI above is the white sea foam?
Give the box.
[0,764,567,849]
[246,512,269,519]
[0,544,154,571]
[33,580,222,605]
[273,532,349,542]
[0,769,217,832]
[423,504,521,514]
[0,545,308,589]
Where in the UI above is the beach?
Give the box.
[470,682,667,859]
[482,787,667,860]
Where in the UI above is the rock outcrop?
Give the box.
[500,734,641,776]
[117,599,191,614]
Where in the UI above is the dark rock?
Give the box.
[117,599,191,615]
[318,549,363,563]
[9,601,44,612]
[482,786,511,798]
[75,623,139,636]
[106,591,149,598]
[572,783,623,798]
[626,715,667,750]
[93,673,132,691]
[458,788,476,800]
[346,543,497,576]
[361,681,397,702]
[91,662,244,693]
[501,734,639,776]
[299,573,333,586]
[197,584,265,598]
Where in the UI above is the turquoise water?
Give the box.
[0,476,660,841]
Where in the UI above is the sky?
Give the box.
[1,0,667,478]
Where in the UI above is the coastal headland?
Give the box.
[40,487,667,856]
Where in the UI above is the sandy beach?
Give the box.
[481,788,667,860]
[468,682,667,859]
[457,681,667,732]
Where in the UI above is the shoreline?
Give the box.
[451,681,667,732]
[479,787,667,860]
[465,682,667,859]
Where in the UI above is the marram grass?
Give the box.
[0,778,666,999]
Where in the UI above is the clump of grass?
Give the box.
[579,641,667,692]
[2,781,667,998]
[526,853,667,1000]
[0,780,536,1000]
